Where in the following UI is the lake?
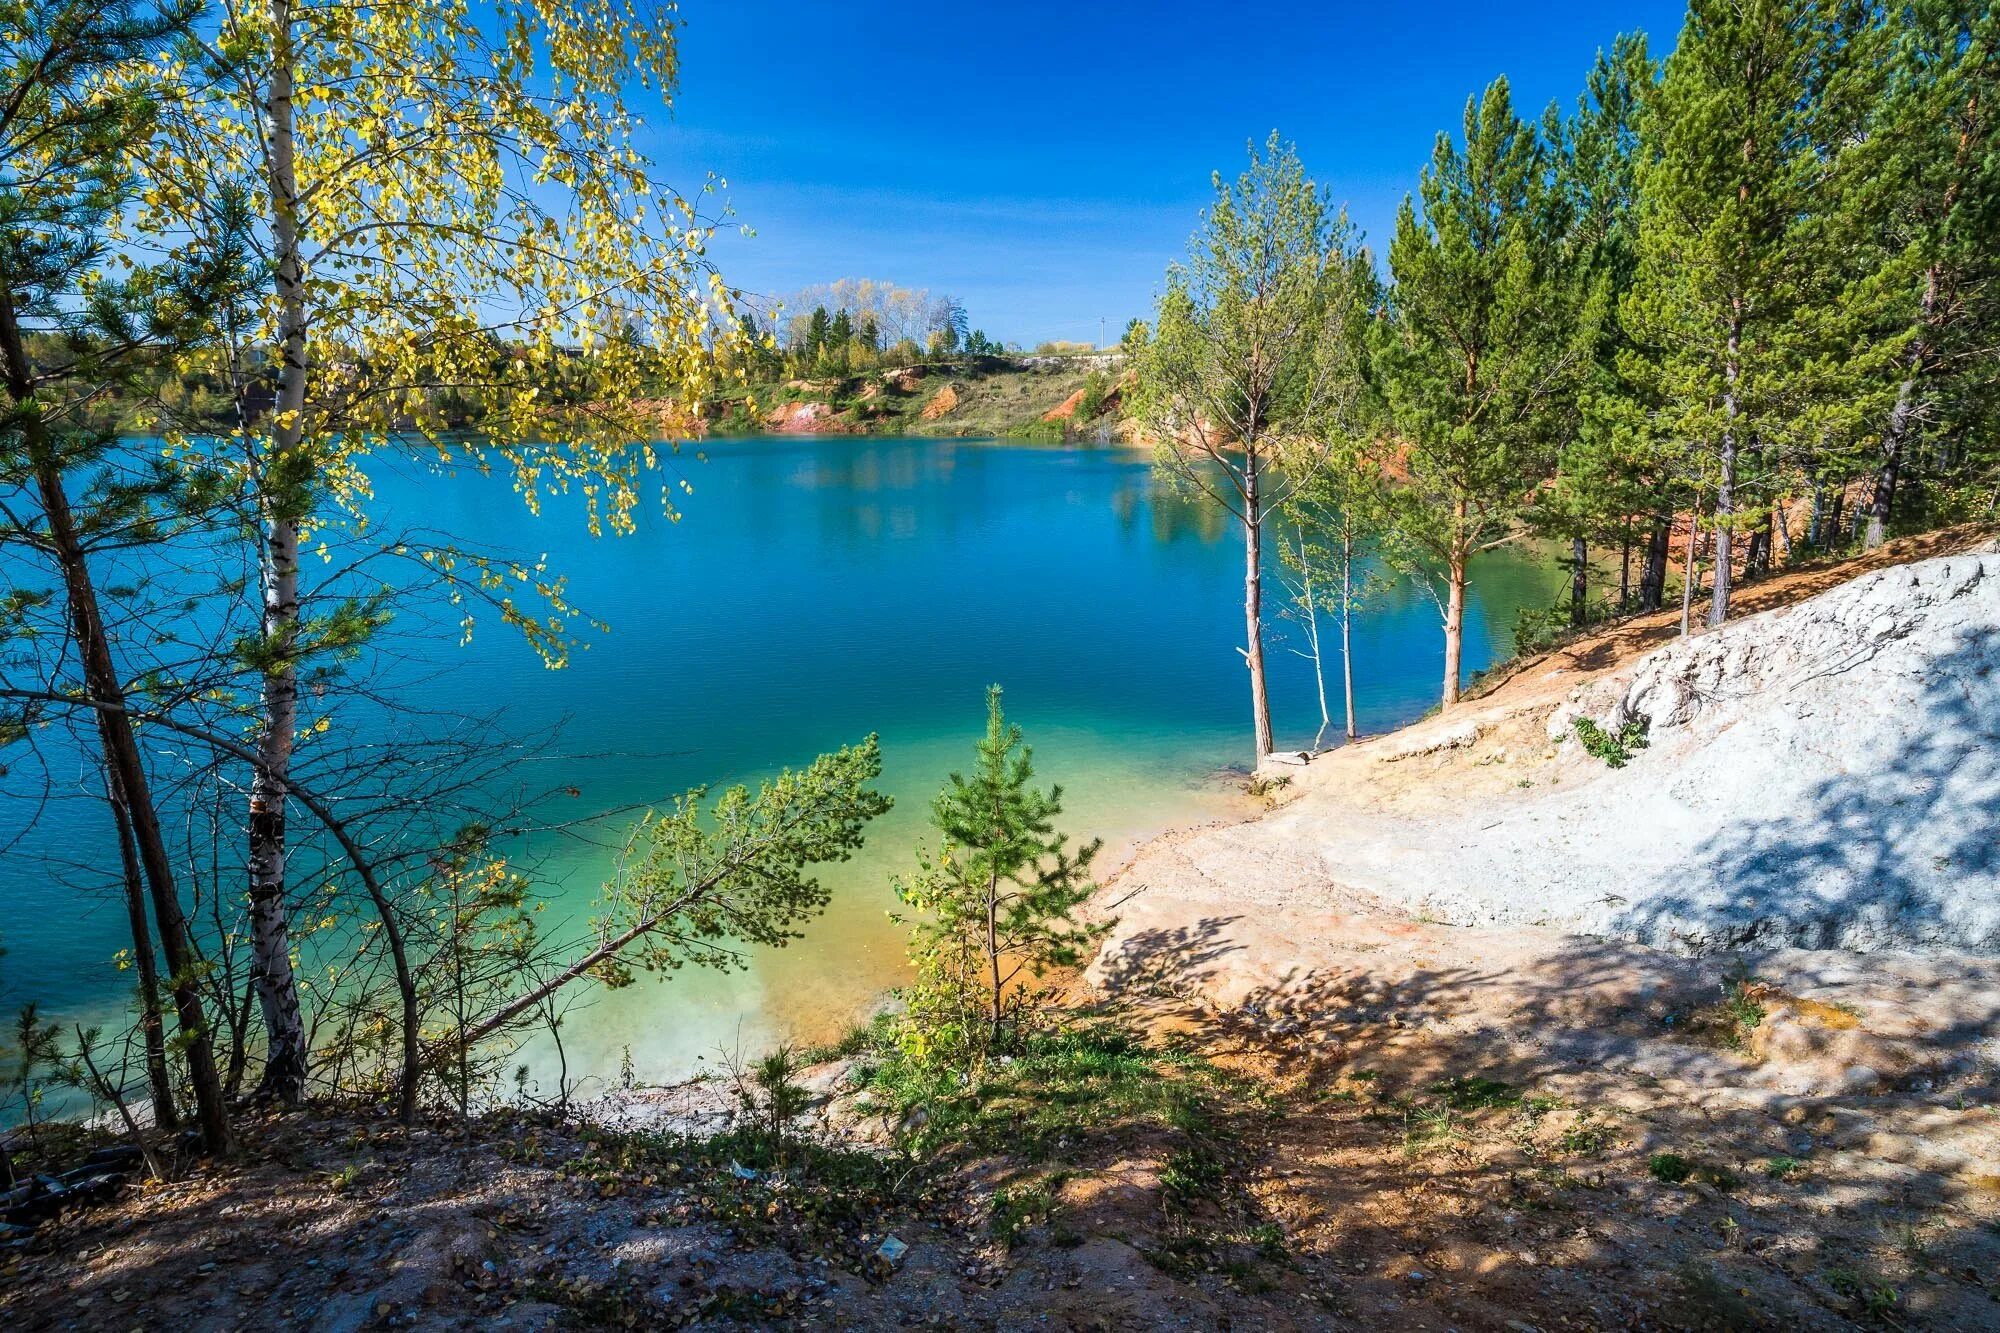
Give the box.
[1,435,1564,1097]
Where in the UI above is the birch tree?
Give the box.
[1278,453,1392,745]
[1134,133,1373,760]
[130,0,752,1103]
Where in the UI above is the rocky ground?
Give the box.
[1256,541,2000,953]
[5,529,1998,1330]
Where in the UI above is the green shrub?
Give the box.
[1573,715,1650,767]
[1075,371,1110,420]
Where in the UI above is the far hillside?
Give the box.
[709,353,1135,440]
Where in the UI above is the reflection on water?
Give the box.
[0,435,1566,1097]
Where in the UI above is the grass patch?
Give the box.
[1674,977,1770,1051]
[1402,1103,1461,1157]
[1431,1075,1522,1110]
[1161,1142,1231,1210]
[1826,1265,1901,1320]
[848,1019,1258,1166]
[1765,1154,1807,1180]
[1556,1114,1613,1157]
[989,1173,1070,1248]
[1648,1151,1695,1184]
[1645,1150,1739,1190]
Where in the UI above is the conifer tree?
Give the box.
[895,688,1102,1062]
[1375,79,1604,704]
[1543,36,1663,620]
[0,0,240,1154]
[1622,0,1853,625]
[1847,1,2000,545]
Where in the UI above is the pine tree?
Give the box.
[1846,2,2000,545]
[0,0,238,1154]
[803,305,831,371]
[1622,0,1854,626]
[827,308,853,372]
[895,688,1102,1063]
[1540,35,1659,624]
[1375,78,1605,704]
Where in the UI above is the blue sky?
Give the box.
[646,2,1688,346]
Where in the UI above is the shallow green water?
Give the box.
[2,435,1564,1096]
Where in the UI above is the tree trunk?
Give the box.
[1710,317,1741,628]
[1296,539,1330,751]
[1808,483,1823,547]
[1869,264,1939,550]
[1618,527,1632,613]
[1442,510,1468,709]
[1679,500,1700,638]
[102,747,179,1132]
[248,0,311,1105]
[1340,529,1356,741]
[1639,515,1669,613]
[986,870,1003,1044]
[1242,449,1274,759]
[1866,368,1919,550]
[1569,536,1588,628]
[0,283,231,1156]
[1827,480,1846,546]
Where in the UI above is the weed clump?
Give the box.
[1648,1151,1695,1183]
[1573,715,1650,767]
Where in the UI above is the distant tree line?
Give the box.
[727,280,1004,380]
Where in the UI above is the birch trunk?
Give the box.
[1293,535,1331,750]
[1340,529,1356,741]
[1441,502,1468,708]
[247,0,310,1104]
[1242,447,1274,759]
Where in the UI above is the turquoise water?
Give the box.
[1,436,1564,1094]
